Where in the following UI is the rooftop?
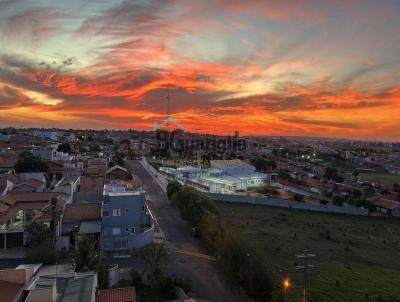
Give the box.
[97,287,136,302]
[63,202,102,224]
[80,176,104,193]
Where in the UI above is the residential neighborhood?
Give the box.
[0,127,400,301]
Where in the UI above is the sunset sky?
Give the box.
[0,0,399,140]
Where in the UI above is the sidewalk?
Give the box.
[140,159,167,243]
[140,159,168,192]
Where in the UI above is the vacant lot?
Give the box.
[216,202,400,302]
[358,171,400,187]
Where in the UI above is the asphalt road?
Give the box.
[127,160,249,302]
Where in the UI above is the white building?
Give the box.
[160,160,269,194]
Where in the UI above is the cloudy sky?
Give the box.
[0,0,399,140]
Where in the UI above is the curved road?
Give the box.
[127,160,249,302]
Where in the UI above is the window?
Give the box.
[130,227,135,235]
[125,208,129,213]
[103,210,109,217]
[112,209,121,216]
[112,227,121,235]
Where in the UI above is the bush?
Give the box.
[293,194,304,202]
[174,188,272,301]
[332,196,343,206]
[96,257,109,290]
[219,233,272,301]
[25,241,56,265]
[15,151,48,173]
[172,187,218,225]
[167,180,182,200]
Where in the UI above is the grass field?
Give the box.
[358,171,400,187]
[216,201,400,302]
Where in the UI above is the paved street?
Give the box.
[127,160,249,302]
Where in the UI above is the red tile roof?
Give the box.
[373,198,400,210]
[80,176,104,193]
[97,287,136,302]
[0,280,23,302]
[63,202,102,223]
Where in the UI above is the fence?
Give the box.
[204,193,369,216]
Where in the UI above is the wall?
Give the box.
[102,192,153,251]
[205,193,369,216]
[0,268,33,285]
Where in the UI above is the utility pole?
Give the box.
[166,92,170,133]
[296,252,316,302]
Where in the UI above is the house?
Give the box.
[62,202,102,236]
[75,176,104,202]
[0,174,47,194]
[372,197,400,217]
[86,158,107,176]
[0,153,17,174]
[53,176,80,200]
[0,175,15,196]
[33,145,73,161]
[101,184,154,251]
[47,160,64,181]
[97,287,136,302]
[106,165,132,181]
[12,179,45,193]
[0,266,35,302]
[0,192,68,249]
[32,130,63,141]
[26,271,97,302]
[64,161,84,177]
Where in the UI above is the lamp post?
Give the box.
[282,277,290,302]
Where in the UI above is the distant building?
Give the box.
[160,159,270,194]
[33,145,73,161]
[372,197,400,217]
[101,184,154,251]
[106,165,132,181]
[32,130,76,142]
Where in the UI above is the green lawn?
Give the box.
[216,202,400,302]
[358,172,400,187]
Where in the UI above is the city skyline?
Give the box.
[1,0,400,140]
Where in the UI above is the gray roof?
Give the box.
[79,220,102,234]
[36,272,97,302]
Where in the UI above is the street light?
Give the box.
[282,277,290,302]
[283,278,290,290]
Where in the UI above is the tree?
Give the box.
[141,243,169,287]
[25,241,56,265]
[172,187,218,225]
[25,222,52,246]
[57,143,71,154]
[332,195,343,206]
[14,152,48,173]
[278,170,292,181]
[167,180,182,200]
[352,189,362,198]
[393,183,400,193]
[293,193,304,202]
[324,166,337,179]
[70,235,100,271]
[251,157,276,172]
[96,257,109,290]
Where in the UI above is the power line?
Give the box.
[295,251,316,302]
